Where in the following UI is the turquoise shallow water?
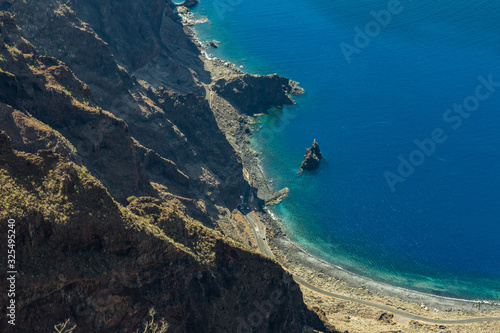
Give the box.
[193,0,500,300]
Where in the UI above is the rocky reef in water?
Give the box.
[299,140,323,172]
[0,2,335,332]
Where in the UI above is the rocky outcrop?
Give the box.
[209,40,219,48]
[5,0,305,207]
[213,73,304,114]
[0,141,333,333]
[265,187,290,206]
[0,102,79,161]
[299,139,323,172]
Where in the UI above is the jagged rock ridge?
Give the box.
[299,139,323,172]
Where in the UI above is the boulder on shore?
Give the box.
[299,139,322,172]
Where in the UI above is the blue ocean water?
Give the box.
[193,0,500,300]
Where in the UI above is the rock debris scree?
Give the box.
[299,139,323,172]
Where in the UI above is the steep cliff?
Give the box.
[0,131,331,332]
[7,0,248,208]
[0,12,153,201]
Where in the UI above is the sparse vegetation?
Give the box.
[134,308,169,333]
[5,44,22,59]
[53,319,76,333]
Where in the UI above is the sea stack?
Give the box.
[299,139,323,172]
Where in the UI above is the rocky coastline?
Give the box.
[0,0,498,331]
[180,1,500,327]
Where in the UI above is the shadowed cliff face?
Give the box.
[7,0,249,208]
[0,12,154,200]
[0,131,331,333]
[70,0,210,92]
